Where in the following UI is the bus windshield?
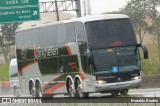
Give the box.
[85,19,137,49]
[92,46,140,74]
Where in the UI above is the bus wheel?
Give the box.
[35,82,43,98]
[66,78,75,97]
[111,90,119,96]
[29,81,36,97]
[76,79,89,98]
[120,89,129,96]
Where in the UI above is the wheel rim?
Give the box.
[31,87,36,97]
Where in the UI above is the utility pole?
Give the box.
[75,0,81,17]
[55,0,60,21]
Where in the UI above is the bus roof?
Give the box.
[16,14,129,33]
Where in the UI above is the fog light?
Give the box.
[95,80,106,84]
[132,76,141,80]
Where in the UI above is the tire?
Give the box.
[120,89,129,96]
[111,90,119,96]
[75,79,89,98]
[66,78,75,97]
[35,82,43,98]
[29,82,36,97]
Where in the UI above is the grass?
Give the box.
[141,44,160,75]
[0,63,9,80]
[140,34,160,75]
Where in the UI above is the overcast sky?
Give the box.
[90,0,129,14]
[40,0,129,14]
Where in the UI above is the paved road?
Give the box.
[0,88,160,104]
[1,88,160,97]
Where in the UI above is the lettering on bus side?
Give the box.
[36,46,59,58]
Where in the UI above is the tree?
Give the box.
[121,0,160,62]
[146,0,160,62]
[121,0,149,43]
[0,22,21,63]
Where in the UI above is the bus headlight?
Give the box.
[94,80,106,84]
[132,76,141,80]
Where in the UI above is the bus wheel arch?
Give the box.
[66,76,75,97]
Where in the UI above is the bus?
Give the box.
[15,14,148,98]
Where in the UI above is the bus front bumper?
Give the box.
[94,78,142,92]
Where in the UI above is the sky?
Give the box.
[39,0,130,15]
[90,0,129,14]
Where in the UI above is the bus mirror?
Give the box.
[137,44,148,59]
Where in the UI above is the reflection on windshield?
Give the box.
[85,19,137,49]
[92,46,140,73]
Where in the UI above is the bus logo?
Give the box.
[36,46,59,58]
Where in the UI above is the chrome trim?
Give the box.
[94,78,142,92]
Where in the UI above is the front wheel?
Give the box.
[111,90,119,96]
[120,89,129,96]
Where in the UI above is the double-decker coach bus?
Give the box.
[15,14,148,98]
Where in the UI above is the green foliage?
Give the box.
[121,0,149,43]
[0,22,21,46]
[0,64,9,80]
[141,44,160,75]
[0,22,22,63]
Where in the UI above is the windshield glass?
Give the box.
[85,19,137,49]
[92,46,140,73]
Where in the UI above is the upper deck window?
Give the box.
[85,18,137,49]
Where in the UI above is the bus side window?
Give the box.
[74,22,87,42]
[57,24,66,44]
[48,26,57,45]
[31,29,39,46]
[38,27,48,45]
[66,23,76,42]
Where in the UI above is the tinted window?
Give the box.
[74,22,87,42]
[48,26,57,44]
[92,46,140,73]
[39,27,48,45]
[31,29,39,46]
[66,23,76,42]
[85,19,137,49]
[57,24,66,43]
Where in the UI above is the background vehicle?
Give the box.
[9,58,21,97]
[15,14,148,98]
